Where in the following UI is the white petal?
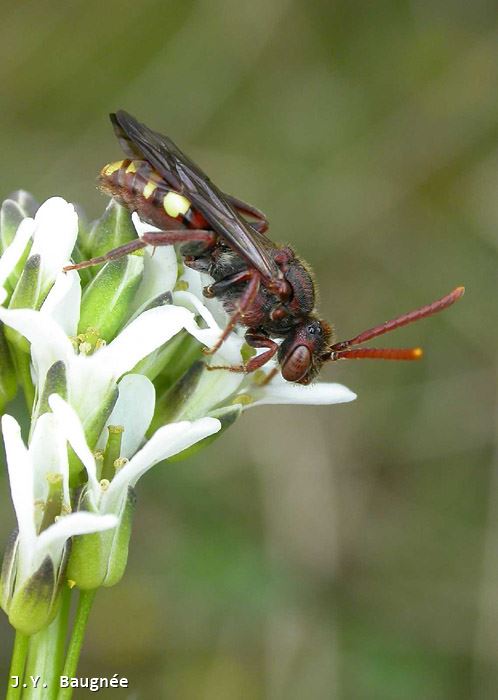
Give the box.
[48,394,100,495]
[103,417,221,514]
[97,374,155,458]
[0,287,6,305]
[0,307,73,391]
[178,265,204,299]
[247,379,357,407]
[176,367,245,420]
[30,198,78,289]
[35,512,117,570]
[132,212,161,236]
[1,415,36,575]
[40,271,81,336]
[29,413,70,509]
[173,290,220,332]
[0,217,34,289]
[131,247,178,313]
[95,305,195,379]
[65,356,117,431]
[174,290,243,365]
[178,266,229,328]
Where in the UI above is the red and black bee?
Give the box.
[65,111,464,384]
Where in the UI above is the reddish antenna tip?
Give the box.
[411,347,423,360]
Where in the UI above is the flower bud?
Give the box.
[6,255,41,354]
[153,360,204,427]
[36,360,68,419]
[0,322,17,412]
[83,200,137,261]
[67,488,136,590]
[0,191,37,251]
[78,256,143,342]
[135,330,201,385]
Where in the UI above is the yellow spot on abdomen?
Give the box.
[163,192,191,218]
[143,180,158,199]
[126,161,138,174]
[102,160,124,176]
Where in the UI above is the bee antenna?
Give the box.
[323,286,464,362]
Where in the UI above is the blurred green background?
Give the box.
[0,1,496,698]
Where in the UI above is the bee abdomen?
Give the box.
[99,159,205,229]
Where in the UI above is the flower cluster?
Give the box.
[0,192,356,635]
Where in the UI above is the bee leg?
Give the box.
[64,238,148,271]
[206,332,278,375]
[202,270,261,356]
[139,230,217,247]
[244,332,279,371]
[64,230,216,271]
[225,194,269,233]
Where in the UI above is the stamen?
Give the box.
[38,473,63,533]
[101,425,124,481]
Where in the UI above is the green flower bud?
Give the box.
[67,488,136,590]
[152,360,205,428]
[0,191,37,250]
[78,256,143,342]
[36,360,68,419]
[83,200,137,261]
[0,322,17,412]
[9,253,40,308]
[6,254,41,354]
[134,329,202,385]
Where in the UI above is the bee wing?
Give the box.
[110,111,280,281]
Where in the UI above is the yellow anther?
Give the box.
[233,393,253,406]
[99,478,110,491]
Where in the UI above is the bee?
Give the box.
[65,111,464,384]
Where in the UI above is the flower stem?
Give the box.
[6,631,29,700]
[56,590,95,700]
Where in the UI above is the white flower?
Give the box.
[47,394,221,589]
[29,198,78,303]
[169,290,357,419]
[0,412,117,634]
[0,197,78,308]
[0,284,199,437]
[49,394,220,519]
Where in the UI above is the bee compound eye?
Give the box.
[282,345,312,383]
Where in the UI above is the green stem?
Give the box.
[6,631,29,700]
[51,588,72,698]
[56,590,96,700]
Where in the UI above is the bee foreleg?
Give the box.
[202,270,261,356]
